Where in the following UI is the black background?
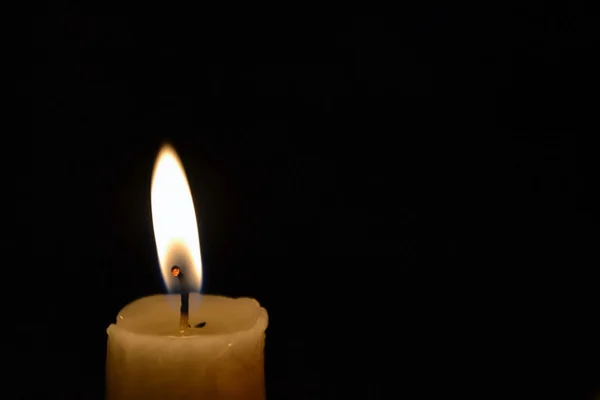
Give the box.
[25,6,595,400]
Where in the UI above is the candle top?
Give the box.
[113,294,268,338]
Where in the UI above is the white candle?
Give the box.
[106,144,268,399]
[106,294,268,399]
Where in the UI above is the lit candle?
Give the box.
[106,144,268,400]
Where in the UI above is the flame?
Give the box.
[151,144,202,293]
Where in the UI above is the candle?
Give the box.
[106,144,268,400]
[106,294,268,399]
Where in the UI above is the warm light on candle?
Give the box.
[151,144,202,293]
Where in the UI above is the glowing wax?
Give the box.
[106,293,268,399]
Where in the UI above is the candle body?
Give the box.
[106,294,268,400]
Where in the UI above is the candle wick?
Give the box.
[171,265,190,330]
[171,265,206,329]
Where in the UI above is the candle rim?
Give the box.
[108,293,268,339]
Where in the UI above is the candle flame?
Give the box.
[151,144,202,293]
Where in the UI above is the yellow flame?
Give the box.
[151,144,202,293]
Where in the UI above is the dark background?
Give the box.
[25,6,595,400]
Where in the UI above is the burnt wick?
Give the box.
[171,265,206,329]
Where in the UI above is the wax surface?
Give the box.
[106,294,268,400]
